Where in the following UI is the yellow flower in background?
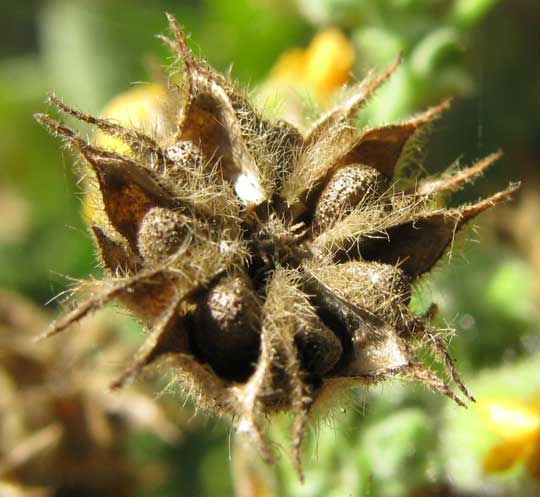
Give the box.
[268,28,355,98]
[83,84,166,223]
[479,398,540,477]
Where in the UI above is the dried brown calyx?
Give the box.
[35,14,519,478]
[0,291,179,497]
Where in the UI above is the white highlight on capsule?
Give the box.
[234,172,266,205]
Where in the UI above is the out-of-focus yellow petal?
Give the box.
[268,48,307,85]
[483,434,534,473]
[304,28,354,97]
[267,28,354,99]
[525,432,540,477]
[478,398,540,439]
[83,84,165,224]
[480,398,540,477]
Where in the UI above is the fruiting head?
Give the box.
[36,14,519,477]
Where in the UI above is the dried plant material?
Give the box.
[0,291,180,496]
[232,431,278,497]
[0,482,50,497]
[36,14,519,477]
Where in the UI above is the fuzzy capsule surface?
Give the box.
[313,163,387,232]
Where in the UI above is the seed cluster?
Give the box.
[36,14,518,476]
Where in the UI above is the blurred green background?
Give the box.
[1,1,539,496]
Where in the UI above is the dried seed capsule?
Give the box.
[37,15,517,475]
[137,207,189,263]
[313,164,386,232]
[193,274,261,379]
[295,317,342,376]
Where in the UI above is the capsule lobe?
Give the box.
[193,274,261,379]
[295,316,343,376]
[340,260,411,321]
[137,207,189,263]
[313,164,386,232]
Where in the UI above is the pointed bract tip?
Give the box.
[466,150,504,176]
[34,113,79,146]
[370,51,402,91]
[34,323,62,343]
[489,149,504,161]
[392,51,403,69]
[45,93,79,120]
[33,112,47,125]
[110,370,135,390]
[461,182,521,221]
[418,151,505,196]
[463,151,503,177]
[33,331,49,344]
[377,52,402,85]
[294,458,305,483]
[162,12,195,68]
[164,11,177,25]
[165,12,186,45]
[157,33,175,51]
[427,98,452,118]
[46,93,64,108]
[403,99,452,129]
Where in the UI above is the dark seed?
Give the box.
[313,164,386,232]
[137,207,189,263]
[295,317,343,376]
[193,274,261,379]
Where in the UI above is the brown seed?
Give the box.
[137,207,189,263]
[313,164,386,232]
[193,274,261,379]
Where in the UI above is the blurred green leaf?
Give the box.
[450,0,499,29]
